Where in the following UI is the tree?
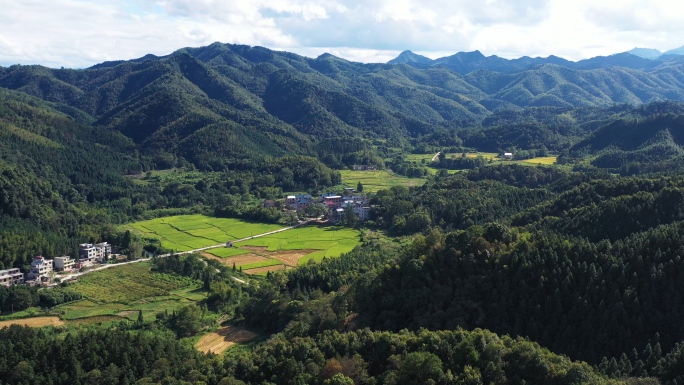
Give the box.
[343,205,359,227]
[171,304,204,336]
[304,203,328,218]
[137,310,144,325]
[323,373,354,385]
[357,181,364,192]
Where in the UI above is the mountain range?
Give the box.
[388,46,684,73]
[3,41,684,164]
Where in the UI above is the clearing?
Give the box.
[339,169,426,193]
[241,246,318,266]
[195,325,259,354]
[0,316,65,328]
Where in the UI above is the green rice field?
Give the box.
[206,225,362,271]
[127,215,286,252]
[340,170,426,193]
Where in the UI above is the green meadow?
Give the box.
[340,170,426,193]
[126,214,286,252]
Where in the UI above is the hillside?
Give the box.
[5,43,684,154]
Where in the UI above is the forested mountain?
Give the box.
[5,42,684,149]
[389,48,684,73]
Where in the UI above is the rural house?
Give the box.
[0,268,24,286]
[27,256,53,280]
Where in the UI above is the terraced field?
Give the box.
[127,215,285,252]
[56,263,202,323]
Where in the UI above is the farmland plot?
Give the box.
[0,317,65,328]
[54,262,203,323]
[128,215,285,252]
[195,325,259,354]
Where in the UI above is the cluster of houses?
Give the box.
[283,188,372,224]
[0,242,121,287]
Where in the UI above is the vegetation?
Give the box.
[127,215,285,252]
[7,42,684,384]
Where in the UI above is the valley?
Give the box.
[3,41,684,385]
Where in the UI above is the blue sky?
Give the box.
[1,0,683,68]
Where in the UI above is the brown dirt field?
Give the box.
[116,310,138,318]
[0,316,65,328]
[241,246,317,266]
[244,265,292,275]
[195,325,258,354]
[69,315,124,324]
[201,252,272,267]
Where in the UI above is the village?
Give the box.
[0,242,125,288]
[264,186,372,224]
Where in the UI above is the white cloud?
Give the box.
[0,0,683,68]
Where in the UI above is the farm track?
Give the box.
[56,221,311,285]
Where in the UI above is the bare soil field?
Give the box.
[0,316,65,328]
[195,325,258,354]
[242,246,317,266]
[244,265,291,275]
[202,252,271,266]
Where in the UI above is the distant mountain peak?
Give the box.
[388,50,433,65]
[663,45,684,57]
[625,47,662,59]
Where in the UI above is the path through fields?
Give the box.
[56,220,310,285]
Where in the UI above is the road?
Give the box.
[431,152,441,162]
[54,220,310,286]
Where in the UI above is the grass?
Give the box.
[56,262,203,323]
[126,215,286,252]
[340,170,426,193]
[238,226,361,265]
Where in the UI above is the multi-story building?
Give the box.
[53,256,75,271]
[0,268,24,286]
[286,194,313,211]
[28,256,53,280]
[94,242,112,262]
[79,243,97,262]
[79,242,111,263]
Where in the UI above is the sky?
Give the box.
[1,0,683,68]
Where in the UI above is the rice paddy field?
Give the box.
[206,226,361,274]
[516,156,557,165]
[126,215,286,252]
[339,170,426,193]
[56,262,203,323]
